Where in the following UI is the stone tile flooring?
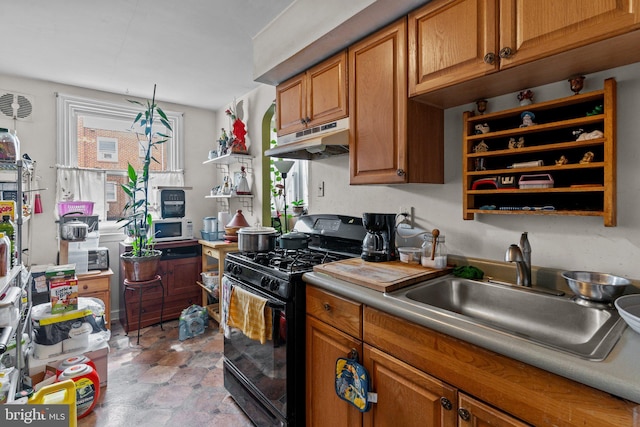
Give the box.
[78,320,253,427]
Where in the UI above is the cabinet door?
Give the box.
[409,0,498,96]
[458,393,530,427]
[349,18,408,185]
[499,0,640,69]
[363,345,457,427]
[276,73,307,135]
[307,50,348,127]
[306,315,363,427]
[163,256,201,297]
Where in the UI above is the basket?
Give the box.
[57,201,94,216]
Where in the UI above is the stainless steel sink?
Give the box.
[387,276,626,360]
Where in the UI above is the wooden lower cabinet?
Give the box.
[363,344,458,427]
[119,240,202,333]
[77,268,113,326]
[306,315,363,427]
[306,286,635,426]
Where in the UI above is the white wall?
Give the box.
[309,62,640,281]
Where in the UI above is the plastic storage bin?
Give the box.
[57,201,94,216]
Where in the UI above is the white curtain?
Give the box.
[55,167,106,219]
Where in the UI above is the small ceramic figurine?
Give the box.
[473,141,489,153]
[508,137,525,149]
[519,111,536,127]
[474,123,490,134]
[555,155,568,165]
[579,151,595,164]
[517,89,534,106]
[586,105,603,116]
[576,130,604,141]
[476,99,488,115]
[569,75,585,95]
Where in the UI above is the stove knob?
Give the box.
[260,276,270,288]
[232,265,242,275]
[270,280,280,292]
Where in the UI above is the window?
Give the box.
[97,137,118,162]
[56,93,184,222]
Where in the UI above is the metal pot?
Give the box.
[60,218,88,241]
[237,227,279,252]
[279,232,310,250]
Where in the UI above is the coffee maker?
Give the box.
[361,213,397,262]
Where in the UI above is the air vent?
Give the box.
[0,90,34,121]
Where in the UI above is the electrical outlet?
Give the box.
[317,181,325,197]
[398,206,414,228]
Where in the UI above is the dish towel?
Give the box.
[221,276,234,339]
[227,285,272,344]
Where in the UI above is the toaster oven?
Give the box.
[88,247,109,270]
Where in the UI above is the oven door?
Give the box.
[223,275,288,422]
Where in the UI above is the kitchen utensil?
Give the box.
[430,229,440,260]
[562,271,631,302]
[279,231,310,250]
[237,226,279,252]
[614,294,640,335]
[226,209,250,228]
[60,217,89,241]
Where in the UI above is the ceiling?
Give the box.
[1,0,294,111]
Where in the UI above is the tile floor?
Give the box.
[78,320,253,427]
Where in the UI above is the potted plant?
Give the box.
[119,85,171,281]
[291,200,305,216]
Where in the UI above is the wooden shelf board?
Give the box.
[466,139,604,158]
[467,186,604,195]
[465,162,604,176]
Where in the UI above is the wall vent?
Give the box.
[0,90,34,121]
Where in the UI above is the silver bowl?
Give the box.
[562,271,631,302]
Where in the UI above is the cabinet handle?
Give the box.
[458,408,471,421]
[323,302,331,312]
[83,284,89,290]
[483,52,496,65]
[305,116,311,124]
[440,397,452,410]
[300,118,306,125]
[498,46,513,59]
[396,169,405,177]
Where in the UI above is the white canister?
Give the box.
[218,211,231,229]
[203,217,218,233]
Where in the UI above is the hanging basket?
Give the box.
[120,250,162,282]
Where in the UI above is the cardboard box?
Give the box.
[29,338,109,387]
[0,200,15,220]
[50,278,79,314]
[45,263,76,281]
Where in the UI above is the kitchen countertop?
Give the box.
[303,270,640,404]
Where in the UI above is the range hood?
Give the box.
[265,118,349,160]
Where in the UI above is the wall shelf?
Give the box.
[462,78,616,226]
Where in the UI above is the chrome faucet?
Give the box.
[505,232,531,287]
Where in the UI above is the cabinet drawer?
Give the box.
[306,287,362,339]
[78,277,109,293]
[203,247,218,258]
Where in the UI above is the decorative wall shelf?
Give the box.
[462,78,616,226]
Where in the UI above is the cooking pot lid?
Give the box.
[280,231,309,240]
[226,209,250,228]
[237,226,277,234]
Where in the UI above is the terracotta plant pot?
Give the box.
[120,250,162,282]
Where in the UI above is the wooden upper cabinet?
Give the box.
[276,50,348,136]
[408,0,499,96]
[350,18,444,185]
[499,0,640,69]
[409,0,640,97]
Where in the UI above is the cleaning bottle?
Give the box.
[0,216,15,267]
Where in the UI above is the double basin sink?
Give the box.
[386,276,626,361]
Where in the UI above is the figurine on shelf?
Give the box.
[476,99,488,115]
[473,141,489,153]
[474,123,490,134]
[519,111,537,127]
[586,105,603,116]
[576,130,604,141]
[235,166,251,195]
[555,155,568,165]
[226,99,248,153]
[569,75,585,95]
[579,151,595,164]
[517,89,534,106]
[508,137,525,149]
[217,128,229,156]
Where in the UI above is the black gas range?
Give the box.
[223,214,366,427]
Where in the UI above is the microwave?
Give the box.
[151,218,194,242]
[88,247,110,270]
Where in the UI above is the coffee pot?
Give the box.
[361,213,397,262]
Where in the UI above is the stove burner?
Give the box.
[238,248,342,273]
